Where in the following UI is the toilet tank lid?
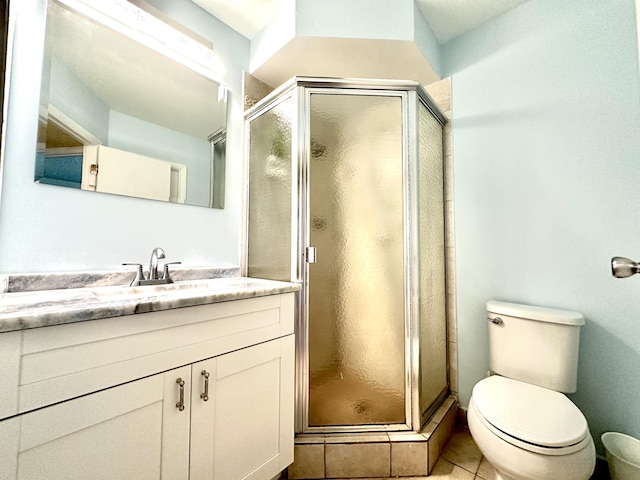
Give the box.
[486,300,585,326]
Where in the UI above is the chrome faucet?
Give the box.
[149,247,166,281]
[123,248,181,286]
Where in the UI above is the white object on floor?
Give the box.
[602,432,640,480]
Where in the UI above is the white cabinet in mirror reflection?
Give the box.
[82,145,187,203]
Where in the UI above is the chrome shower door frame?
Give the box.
[297,81,416,434]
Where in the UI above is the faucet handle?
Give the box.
[162,262,182,283]
[123,263,145,286]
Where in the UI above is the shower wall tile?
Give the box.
[445,243,456,295]
[449,340,459,397]
[439,97,452,115]
[427,77,457,399]
[445,200,455,248]
[244,72,274,110]
[444,123,453,155]
[325,443,390,478]
[447,293,457,340]
[425,77,452,115]
[445,153,454,202]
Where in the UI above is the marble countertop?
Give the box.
[0,277,301,333]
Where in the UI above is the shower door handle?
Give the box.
[305,247,317,264]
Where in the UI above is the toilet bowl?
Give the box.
[467,301,595,480]
[468,376,595,480]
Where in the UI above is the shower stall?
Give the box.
[243,77,448,433]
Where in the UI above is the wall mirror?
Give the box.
[35,0,228,208]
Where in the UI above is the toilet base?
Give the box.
[495,470,519,480]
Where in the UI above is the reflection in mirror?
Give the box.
[35,0,228,208]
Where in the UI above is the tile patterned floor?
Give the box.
[429,426,494,480]
[306,425,611,480]
[427,425,611,480]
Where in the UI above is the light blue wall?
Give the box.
[49,58,109,143]
[295,0,414,40]
[249,1,295,73]
[0,0,249,272]
[412,3,441,77]
[444,0,640,454]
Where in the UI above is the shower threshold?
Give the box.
[288,396,458,478]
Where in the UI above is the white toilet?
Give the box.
[467,301,595,480]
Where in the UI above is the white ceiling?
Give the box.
[415,0,531,44]
[191,0,290,39]
[191,0,530,44]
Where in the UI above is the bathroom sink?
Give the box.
[91,277,266,300]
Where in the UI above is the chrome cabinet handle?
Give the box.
[176,378,185,411]
[200,370,210,401]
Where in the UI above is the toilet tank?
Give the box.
[486,300,585,393]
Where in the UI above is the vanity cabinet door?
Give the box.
[189,335,295,480]
[0,366,191,480]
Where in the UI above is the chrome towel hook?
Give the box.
[611,257,640,278]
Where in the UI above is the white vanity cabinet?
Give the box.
[190,336,294,480]
[0,366,192,480]
[0,292,295,480]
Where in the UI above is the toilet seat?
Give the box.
[472,376,590,456]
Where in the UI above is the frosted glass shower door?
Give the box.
[417,100,448,422]
[307,93,406,427]
[246,98,293,282]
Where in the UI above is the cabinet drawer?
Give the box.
[2,293,294,418]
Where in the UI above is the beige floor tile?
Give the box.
[476,457,496,479]
[441,427,483,474]
[430,458,475,479]
[327,478,430,480]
